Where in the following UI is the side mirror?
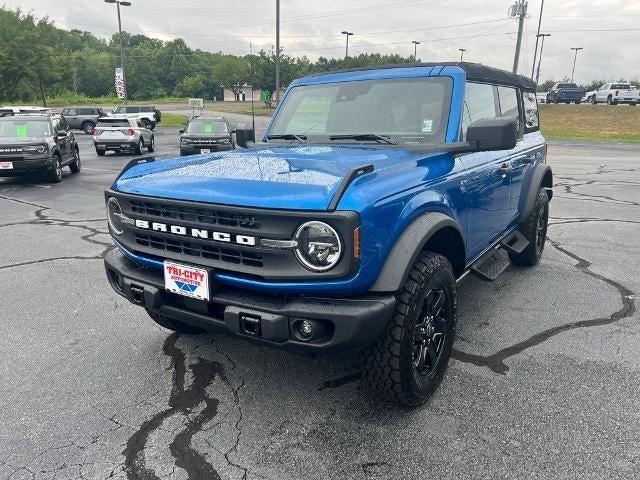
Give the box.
[56,131,68,139]
[233,129,255,148]
[179,128,185,134]
[466,117,517,152]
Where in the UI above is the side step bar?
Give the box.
[470,230,530,282]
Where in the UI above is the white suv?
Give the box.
[93,117,155,156]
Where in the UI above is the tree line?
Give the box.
[1,7,637,104]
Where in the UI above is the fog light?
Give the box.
[297,320,314,339]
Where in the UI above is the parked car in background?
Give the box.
[93,117,154,156]
[179,117,234,156]
[536,92,547,104]
[0,114,80,182]
[587,83,640,105]
[546,83,582,104]
[108,105,161,130]
[0,106,52,117]
[61,106,107,134]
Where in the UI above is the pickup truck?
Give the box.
[546,83,582,104]
[103,62,552,406]
[586,83,640,105]
[108,105,161,130]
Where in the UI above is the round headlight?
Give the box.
[35,145,46,154]
[294,221,342,272]
[107,197,124,235]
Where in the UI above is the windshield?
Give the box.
[187,120,228,135]
[0,119,51,137]
[611,84,631,90]
[269,77,452,144]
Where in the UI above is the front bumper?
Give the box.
[180,144,234,156]
[0,156,53,176]
[104,249,395,353]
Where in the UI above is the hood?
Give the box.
[113,145,437,210]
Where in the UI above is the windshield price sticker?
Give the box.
[16,124,27,137]
[164,261,210,301]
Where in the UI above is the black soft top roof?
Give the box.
[306,62,537,90]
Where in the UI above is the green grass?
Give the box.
[207,103,275,116]
[540,104,640,143]
[160,113,188,127]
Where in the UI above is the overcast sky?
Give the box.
[4,0,640,83]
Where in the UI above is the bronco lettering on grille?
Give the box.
[133,219,256,246]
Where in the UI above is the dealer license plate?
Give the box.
[164,261,210,301]
[0,162,13,170]
[200,148,210,154]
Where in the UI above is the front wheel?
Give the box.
[48,155,63,183]
[509,188,549,266]
[142,119,153,130]
[69,148,81,173]
[362,252,456,407]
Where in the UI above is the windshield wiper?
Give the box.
[267,134,307,143]
[328,134,397,145]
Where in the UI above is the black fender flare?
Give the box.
[521,164,553,221]
[369,212,465,293]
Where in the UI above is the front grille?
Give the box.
[130,200,259,229]
[135,233,263,268]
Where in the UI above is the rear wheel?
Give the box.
[81,121,95,135]
[607,96,615,105]
[509,188,549,267]
[362,252,456,407]
[147,136,155,152]
[69,148,81,173]
[48,154,63,183]
[134,138,143,155]
[146,309,204,334]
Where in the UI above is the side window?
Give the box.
[127,107,140,114]
[461,82,498,139]
[497,86,521,136]
[64,108,77,116]
[522,91,539,131]
[59,117,69,131]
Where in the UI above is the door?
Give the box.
[597,84,609,102]
[62,108,79,128]
[459,82,514,260]
[53,118,72,160]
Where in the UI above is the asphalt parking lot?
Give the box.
[0,130,638,480]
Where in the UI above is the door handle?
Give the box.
[499,163,513,175]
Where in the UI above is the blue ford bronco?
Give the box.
[104,63,552,406]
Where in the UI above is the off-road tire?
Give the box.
[69,148,81,173]
[362,252,457,407]
[146,309,204,334]
[135,138,143,155]
[509,188,549,266]
[81,121,95,135]
[49,154,63,183]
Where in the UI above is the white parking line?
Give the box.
[82,167,119,173]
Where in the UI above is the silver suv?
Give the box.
[61,106,107,134]
[93,117,154,156]
[109,105,161,130]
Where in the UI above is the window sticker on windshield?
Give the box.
[422,120,433,133]
[16,124,27,137]
[204,123,213,134]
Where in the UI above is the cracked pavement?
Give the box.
[0,132,638,480]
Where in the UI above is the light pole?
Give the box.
[275,0,280,102]
[412,41,420,61]
[105,0,131,104]
[459,48,466,62]
[535,34,551,85]
[570,47,583,83]
[531,0,545,78]
[341,31,354,59]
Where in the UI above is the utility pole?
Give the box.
[105,0,131,104]
[510,0,528,74]
[275,0,280,103]
[412,40,420,61]
[342,31,354,59]
[570,47,583,82]
[459,48,466,62]
[535,34,551,85]
[531,0,545,78]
